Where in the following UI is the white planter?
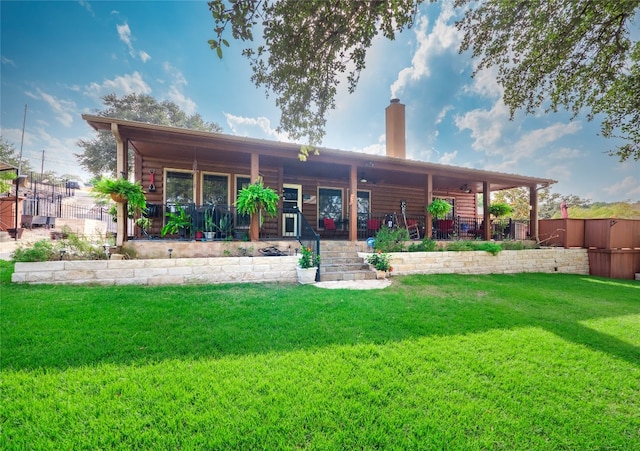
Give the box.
[296,266,317,284]
[376,270,388,279]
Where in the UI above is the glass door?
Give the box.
[282,184,301,237]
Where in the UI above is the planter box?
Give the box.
[538,219,585,248]
[588,249,640,280]
[296,266,317,284]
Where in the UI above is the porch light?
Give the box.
[460,184,472,193]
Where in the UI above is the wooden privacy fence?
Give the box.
[539,219,640,280]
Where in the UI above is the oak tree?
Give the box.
[208,0,639,160]
[76,94,222,177]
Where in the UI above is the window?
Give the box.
[202,173,229,205]
[318,187,343,228]
[357,190,371,229]
[165,170,194,204]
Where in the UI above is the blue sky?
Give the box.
[1,0,638,202]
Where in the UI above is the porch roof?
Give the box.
[82,114,556,193]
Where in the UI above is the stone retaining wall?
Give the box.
[12,256,298,286]
[359,248,589,276]
[11,248,589,286]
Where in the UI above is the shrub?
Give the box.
[501,240,539,250]
[445,240,502,255]
[407,238,438,252]
[475,242,502,255]
[373,227,409,252]
[12,227,107,262]
[12,240,56,262]
[366,250,392,271]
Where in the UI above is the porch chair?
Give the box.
[323,218,336,237]
[366,218,380,237]
[406,219,420,240]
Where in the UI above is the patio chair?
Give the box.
[406,219,420,240]
[323,218,336,237]
[366,218,380,237]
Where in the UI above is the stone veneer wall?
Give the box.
[11,249,589,286]
[12,256,298,286]
[359,248,589,276]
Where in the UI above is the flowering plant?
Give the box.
[298,246,320,269]
[367,250,392,272]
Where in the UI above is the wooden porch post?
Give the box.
[529,186,538,241]
[483,181,491,241]
[112,123,128,247]
[250,153,260,242]
[425,173,433,239]
[349,165,358,242]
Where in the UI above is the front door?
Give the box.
[282,184,302,237]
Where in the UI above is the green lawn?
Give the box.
[1,261,639,449]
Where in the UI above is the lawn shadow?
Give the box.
[2,273,639,371]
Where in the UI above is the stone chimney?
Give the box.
[385,98,406,159]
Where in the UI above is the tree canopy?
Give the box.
[208,0,639,160]
[0,137,32,173]
[208,0,421,147]
[456,0,640,162]
[76,94,222,177]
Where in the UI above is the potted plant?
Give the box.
[366,250,392,279]
[203,208,216,240]
[161,204,192,239]
[214,214,234,239]
[489,202,512,218]
[235,179,280,241]
[489,202,512,239]
[297,246,319,284]
[135,216,152,239]
[93,176,147,215]
[427,198,452,220]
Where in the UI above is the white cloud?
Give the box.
[84,72,152,101]
[25,88,75,127]
[162,62,196,114]
[603,176,640,199]
[117,23,134,57]
[1,56,16,66]
[0,127,34,148]
[78,0,94,17]
[454,101,511,152]
[438,150,458,165]
[390,1,462,98]
[352,134,386,156]
[117,22,150,62]
[167,85,196,114]
[435,105,453,125]
[464,65,503,99]
[224,113,291,142]
[548,147,585,160]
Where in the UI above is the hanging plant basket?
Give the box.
[110,193,127,203]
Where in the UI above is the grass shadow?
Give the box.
[2,266,639,370]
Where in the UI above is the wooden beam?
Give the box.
[349,165,358,242]
[483,181,491,241]
[250,153,260,241]
[530,186,538,241]
[425,173,433,239]
[111,123,128,247]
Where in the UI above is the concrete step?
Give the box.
[321,262,371,273]
[321,256,365,264]
[319,270,377,282]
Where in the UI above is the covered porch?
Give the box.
[82,115,555,246]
